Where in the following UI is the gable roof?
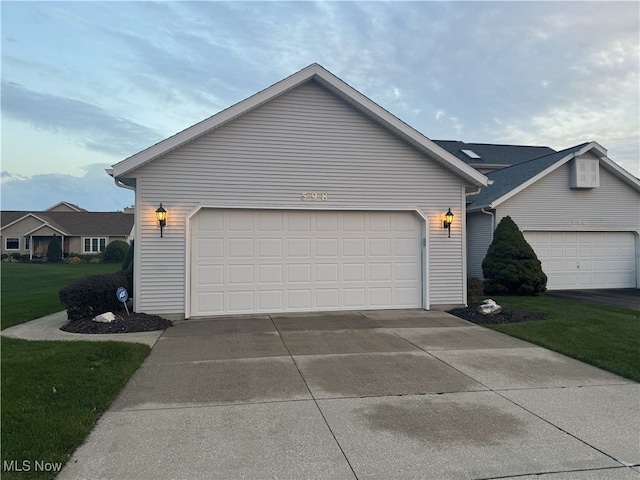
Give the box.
[433,140,557,170]
[467,141,640,211]
[1,211,134,236]
[111,63,488,187]
[46,201,88,212]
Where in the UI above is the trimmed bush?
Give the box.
[47,235,63,262]
[59,273,129,321]
[10,253,22,261]
[64,256,83,264]
[103,240,129,263]
[482,216,547,295]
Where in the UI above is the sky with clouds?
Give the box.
[2,1,638,212]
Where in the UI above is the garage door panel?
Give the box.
[524,231,636,290]
[191,210,422,316]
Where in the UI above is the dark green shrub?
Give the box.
[47,235,63,262]
[103,240,129,263]
[467,276,484,302]
[10,253,22,261]
[1,254,7,260]
[482,216,547,296]
[20,254,30,262]
[59,272,128,321]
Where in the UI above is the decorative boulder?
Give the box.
[93,312,116,323]
[477,299,502,315]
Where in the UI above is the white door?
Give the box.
[524,231,636,289]
[191,210,423,316]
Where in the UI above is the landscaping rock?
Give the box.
[477,299,502,315]
[93,312,116,323]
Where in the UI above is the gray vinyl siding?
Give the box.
[497,162,640,232]
[467,212,493,279]
[131,81,471,316]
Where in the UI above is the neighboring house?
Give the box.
[1,202,134,259]
[434,140,640,290]
[109,63,488,319]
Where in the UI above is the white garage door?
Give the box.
[524,231,636,289]
[191,210,423,316]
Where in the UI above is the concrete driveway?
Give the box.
[547,288,640,311]
[58,310,639,480]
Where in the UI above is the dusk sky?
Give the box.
[2,1,638,212]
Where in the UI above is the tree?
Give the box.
[482,216,547,295]
[47,235,63,262]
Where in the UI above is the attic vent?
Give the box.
[571,157,599,188]
[461,149,481,159]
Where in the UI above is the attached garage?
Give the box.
[190,209,424,316]
[524,231,637,290]
[110,64,488,319]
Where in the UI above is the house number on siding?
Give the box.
[301,192,328,201]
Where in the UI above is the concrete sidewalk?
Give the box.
[4,310,639,479]
[50,309,639,480]
[1,311,163,347]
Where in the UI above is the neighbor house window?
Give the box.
[83,237,107,253]
[25,237,30,250]
[6,238,20,250]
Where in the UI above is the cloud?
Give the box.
[1,81,163,157]
[0,164,133,212]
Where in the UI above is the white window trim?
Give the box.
[82,237,107,254]
[5,237,20,250]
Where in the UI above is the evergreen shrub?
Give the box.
[482,216,547,295]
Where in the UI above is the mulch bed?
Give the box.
[60,312,173,334]
[447,302,548,325]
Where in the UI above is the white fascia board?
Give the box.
[112,63,488,187]
[312,73,488,187]
[23,223,68,236]
[45,201,84,212]
[112,64,326,178]
[600,156,640,190]
[487,142,617,209]
[0,213,47,232]
[488,153,577,209]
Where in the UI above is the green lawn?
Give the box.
[1,262,119,330]
[1,338,149,480]
[489,295,640,382]
[1,263,150,480]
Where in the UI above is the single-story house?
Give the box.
[1,201,134,259]
[109,63,489,319]
[433,141,640,290]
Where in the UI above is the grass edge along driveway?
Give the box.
[1,263,150,480]
[489,295,640,383]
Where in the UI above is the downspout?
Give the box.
[481,208,495,234]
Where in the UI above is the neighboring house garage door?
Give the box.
[524,231,636,290]
[190,209,423,316]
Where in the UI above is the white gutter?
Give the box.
[481,208,495,234]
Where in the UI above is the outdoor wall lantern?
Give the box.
[443,208,454,237]
[156,203,167,237]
